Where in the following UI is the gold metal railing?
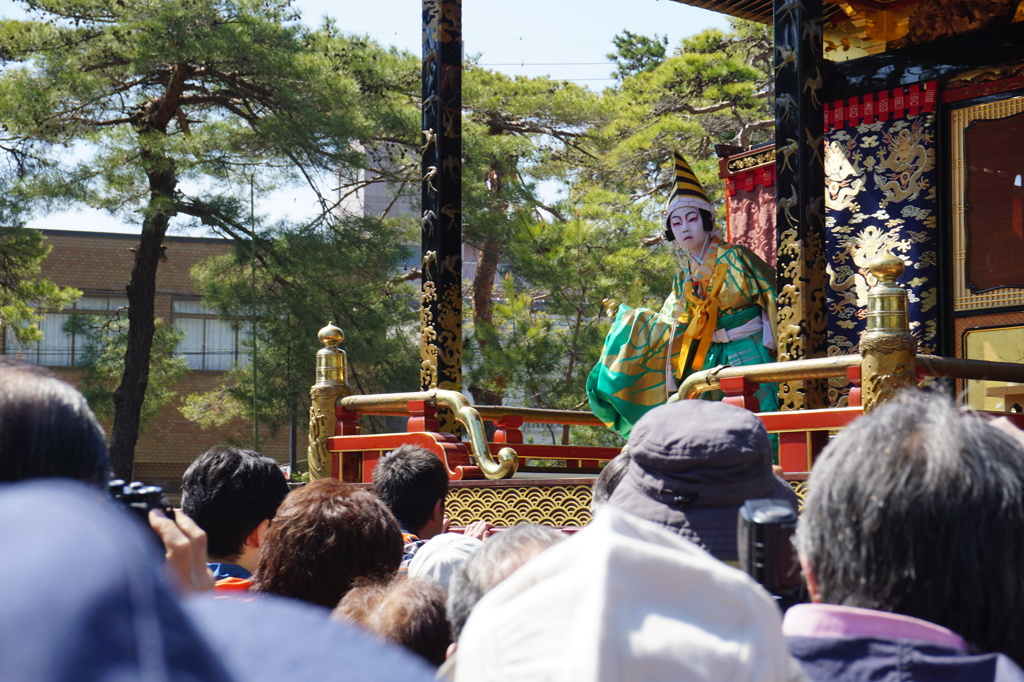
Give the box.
[338,389,519,479]
[915,356,1024,383]
[308,253,1024,480]
[675,355,861,402]
[334,393,607,428]
[676,353,1024,402]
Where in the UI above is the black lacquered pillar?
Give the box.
[420,0,463,398]
[773,0,829,410]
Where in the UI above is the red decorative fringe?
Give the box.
[725,165,776,197]
[824,81,937,131]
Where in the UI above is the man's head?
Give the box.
[180,446,289,570]
[590,449,630,514]
[252,479,403,609]
[372,445,449,538]
[446,524,564,641]
[0,357,108,488]
[798,390,1024,666]
[607,399,796,562]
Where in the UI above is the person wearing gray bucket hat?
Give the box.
[606,399,796,563]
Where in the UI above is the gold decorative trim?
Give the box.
[863,361,917,410]
[437,0,461,44]
[436,279,463,389]
[859,335,917,353]
[447,483,593,527]
[950,95,1024,311]
[776,226,830,410]
[308,385,343,481]
[725,148,775,175]
[790,479,809,512]
[446,479,809,526]
[945,64,1024,91]
[419,281,439,389]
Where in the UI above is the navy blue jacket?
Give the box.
[789,635,1024,682]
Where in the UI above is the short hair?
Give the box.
[180,446,289,560]
[447,524,564,640]
[591,450,631,514]
[372,445,449,533]
[334,578,451,667]
[798,390,1024,666]
[0,357,108,488]
[251,479,403,608]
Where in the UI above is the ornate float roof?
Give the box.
[669,0,1024,71]
[669,0,850,25]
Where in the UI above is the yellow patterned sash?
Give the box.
[676,261,728,374]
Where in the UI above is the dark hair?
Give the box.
[251,479,402,608]
[334,578,451,667]
[798,390,1024,666]
[0,357,108,488]
[591,450,631,513]
[372,445,449,534]
[664,207,714,242]
[447,524,564,639]
[180,446,289,560]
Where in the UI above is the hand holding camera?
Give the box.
[110,478,214,594]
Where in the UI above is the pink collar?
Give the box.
[783,603,969,652]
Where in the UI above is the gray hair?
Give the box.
[446,524,564,640]
[798,389,1024,666]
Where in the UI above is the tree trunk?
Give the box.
[107,150,175,480]
[469,236,505,406]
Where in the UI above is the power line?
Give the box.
[470,35,612,44]
[477,62,609,66]
[343,30,611,45]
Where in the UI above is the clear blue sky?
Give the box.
[302,0,728,86]
[0,0,727,233]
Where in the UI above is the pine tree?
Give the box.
[0,0,413,477]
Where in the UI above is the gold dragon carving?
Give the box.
[776,198,829,411]
[420,280,440,389]
[307,385,343,481]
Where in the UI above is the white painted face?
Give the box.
[669,207,707,256]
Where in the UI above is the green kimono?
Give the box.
[587,236,778,438]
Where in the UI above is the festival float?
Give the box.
[305,0,1024,529]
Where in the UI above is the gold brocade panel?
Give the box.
[825,109,939,405]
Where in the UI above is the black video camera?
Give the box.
[109,479,176,527]
[738,498,802,595]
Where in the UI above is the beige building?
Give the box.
[1,230,294,494]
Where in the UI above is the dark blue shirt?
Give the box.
[208,562,251,580]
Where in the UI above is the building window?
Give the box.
[173,300,251,371]
[3,296,127,367]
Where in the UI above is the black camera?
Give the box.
[109,479,176,527]
[738,498,801,594]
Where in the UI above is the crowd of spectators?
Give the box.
[4,354,1024,681]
